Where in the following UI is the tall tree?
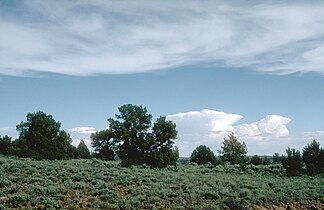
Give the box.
[93,104,178,167]
[0,135,12,155]
[282,147,303,176]
[218,132,248,166]
[147,116,179,168]
[14,111,73,159]
[77,139,91,159]
[303,139,324,175]
[91,130,115,160]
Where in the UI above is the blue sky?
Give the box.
[1,0,324,156]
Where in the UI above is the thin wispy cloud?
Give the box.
[1,0,324,76]
[0,126,15,132]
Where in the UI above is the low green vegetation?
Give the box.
[0,104,323,209]
[0,155,323,210]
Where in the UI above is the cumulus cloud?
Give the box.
[236,115,292,140]
[0,0,324,76]
[167,109,292,156]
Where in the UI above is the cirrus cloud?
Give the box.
[0,0,324,76]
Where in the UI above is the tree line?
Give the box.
[190,135,324,176]
[0,104,323,175]
[0,111,91,160]
[0,104,179,168]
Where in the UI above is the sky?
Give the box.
[1,0,324,157]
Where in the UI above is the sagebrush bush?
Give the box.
[0,155,323,209]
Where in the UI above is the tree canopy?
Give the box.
[91,130,115,160]
[281,147,303,176]
[302,139,324,175]
[218,132,248,166]
[77,139,91,159]
[190,145,216,165]
[92,104,178,167]
[0,135,12,155]
[13,111,74,160]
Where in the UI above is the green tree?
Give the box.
[0,135,12,155]
[218,133,248,166]
[99,104,178,167]
[147,116,179,168]
[302,139,324,175]
[14,111,73,159]
[190,145,216,165]
[77,139,91,159]
[281,147,303,176]
[91,130,115,160]
[250,155,263,165]
[273,153,284,164]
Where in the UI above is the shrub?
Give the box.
[281,147,303,176]
[250,155,263,165]
[190,145,216,165]
[302,139,324,175]
[272,153,284,164]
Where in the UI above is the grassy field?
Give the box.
[0,155,323,209]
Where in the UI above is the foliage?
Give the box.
[0,155,323,209]
[272,153,285,164]
[109,104,153,166]
[0,135,12,155]
[190,145,216,165]
[281,147,303,176]
[91,130,115,160]
[76,139,91,159]
[13,111,74,160]
[302,139,324,175]
[96,104,178,167]
[250,155,263,165]
[219,133,248,167]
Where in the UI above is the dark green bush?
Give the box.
[302,139,324,175]
[250,155,263,165]
[190,145,216,165]
[0,135,12,155]
[281,147,303,176]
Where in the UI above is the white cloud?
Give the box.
[0,126,15,132]
[236,115,292,139]
[1,0,324,76]
[68,127,97,150]
[167,109,292,156]
[167,109,242,135]
[68,127,97,134]
[302,131,324,142]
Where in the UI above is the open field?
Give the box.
[0,155,323,209]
